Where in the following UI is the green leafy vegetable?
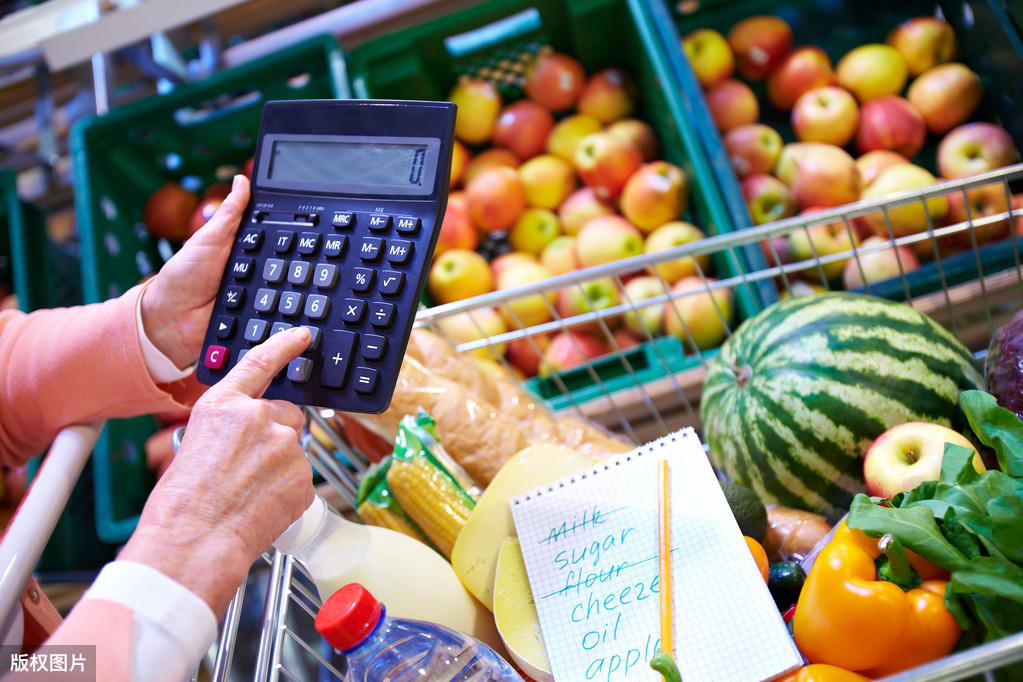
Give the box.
[959,390,1023,477]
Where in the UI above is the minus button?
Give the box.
[360,334,387,361]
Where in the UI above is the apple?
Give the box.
[507,333,551,378]
[605,119,659,162]
[545,113,603,163]
[573,131,643,200]
[937,122,1018,179]
[842,236,921,289]
[143,182,200,241]
[539,330,608,376]
[1014,193,1023,236]
[556,277,621,331]
[557,186,615,236]
[682,28,735,88]
[187,195,224,238]
[663,276,733,351]
[856,149,910,187]
[835,44,909,102]
[705,79,759,132]
[856,95,927,159]
[241,157,254,179]
[906,63,983,135]
[493,100,556,161]
[860,164,948,238]
[727,15,794,81]
[524,51,587,112]
[766,46,835,111]
[576,67,637,124]
[791,85,859,147]
[540,235,581,276]
[760,235,791,267]
[778,280,828,299]
[774,142,814,186]
[575,214,644,268]
[613,328,645,351]
[428,248,495,304]
[435,307,509,360]
[788,143,862,209]
[466,166,527,233]
[863,421,984,499]
[643,221,710,283]
[518,154,577,210]
[787,208,861,282]
[507,208,562,255]
[886,16,957,76]
[450,139,470,188]
[464,147,520,186]
[942,183,1011,253]
[621,275,668,336]
[742,173,796,225]
[723,124,783,178]
[497,260,558,329]
[448,78,503,145]
[435,199,478,254]
[490,251,538,282]
[618,161,690,233]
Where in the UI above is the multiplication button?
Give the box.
[341,298,367,324]
[353,367,379,394]
[321,330,357,389]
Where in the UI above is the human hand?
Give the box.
[139,174,250,371]
[120,326,314,616]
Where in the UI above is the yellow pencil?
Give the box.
[658,458,673,658]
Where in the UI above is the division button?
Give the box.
[360,334,387,361]
[369,301,396,329]
[214,315,236,339]
[353,367,379,394]
[321,330,358,389]
[287,357,313,383]
[204,345,229,370]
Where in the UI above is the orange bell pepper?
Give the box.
[776,664,872,682]
[792,521,960,677]
[745,535,769,583]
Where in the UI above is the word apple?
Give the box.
[575,214,644,268]
[682,28,735,88]
[766,46,835,111]
[907,62,982,135]
[663,276,733,351]
[835,43,908,102]
[576,67,637,123]
[524,51,586,112]
[791,85,859,147]
[842,236,920,289]
[507,208,562,255]
[448,78,502,145]
[723,124,783,178]
[856,95,927,159]
[143,182,199,242]
[863,421,983,498]
[619,160,689,233]
[705,79,759,132]
[886,16,957,76]
[466,166,527,232]
[788,208,860,282]
[492,100,555,161]
[574,131,643,200]
[727,15,793,81]
[860,164,947,237]
[622,275,668,336]
[937,122,1017,179]
[428,248,495,305]
[742,173,796,225]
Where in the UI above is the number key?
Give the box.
[263,258,286,284]
[305,294,330,320]
[279,291,303,316]
[314,263,340,290]
[288,261,312,286]
[244,318,269,343]
[254,288,279,313]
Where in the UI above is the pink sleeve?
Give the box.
[0,282,199,466]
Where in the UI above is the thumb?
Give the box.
[216,327,311,398]
[185,174,251,247]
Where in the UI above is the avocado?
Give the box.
[719,480,768,542]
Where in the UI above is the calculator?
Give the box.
[195,99,456,413]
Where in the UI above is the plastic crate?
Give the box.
[68,35,350,544]
[655,0,1023,297]
[344,0,778,408]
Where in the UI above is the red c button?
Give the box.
[204,345,229,370]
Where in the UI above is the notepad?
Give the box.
[510,429,803,682]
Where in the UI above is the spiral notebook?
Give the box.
[510,429,802,681]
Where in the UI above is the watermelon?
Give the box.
[699,293,984,516]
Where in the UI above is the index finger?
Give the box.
[215,326,312,398]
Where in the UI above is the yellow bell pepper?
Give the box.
[776,664,872,682]
[792,521,960,677]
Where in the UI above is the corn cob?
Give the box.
[386,457,474,559]
[356,500,432,545]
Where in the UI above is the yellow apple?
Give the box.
[507,208,562,256]
[518,154,577,210]
[860,164,947,238]
[539,235,580,276]
[835,44,909,102]
[447,78,503,145]
[643,221,710,283]
[435,307,509,360]
[428,249,495,304]
[497,260,558,329]
[545,113,602,163]
[618,160,690,233]
[663,276,733,351]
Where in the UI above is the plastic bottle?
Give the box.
[273,495,502,652]
[315,582,524,682]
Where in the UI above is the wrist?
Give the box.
[139,279,194,371]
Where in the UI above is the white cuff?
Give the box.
[83,560,219,671]
[136,294,196,383]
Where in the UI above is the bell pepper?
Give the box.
[776,664,872,682]
[792,521,960,677]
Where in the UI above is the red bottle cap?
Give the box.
[315,583,384,652]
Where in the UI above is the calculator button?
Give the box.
[279,292,304,316]
[395,216,420,236]
[379,270,405,297]
[341,298,367,324]
[332,212,354,230]
[224,286,245,310]
[288,261,313,286]
[271,322,293,336]
[236,348,249,364]
[204,345,229,370]
[273,231,296,254]
[385,240,413,266]
[321,331,358,389]
[305,294,330,320]
[301,325,322,351]
[361,334,387,361]
[240,228,263,251]
[214,316,236,339]
[230,257,254,280]
[254,288,279,314]
[353,367,379,394]
[287,357,313,383]
[263,258,287,284]
[369,302,396,329]
[297,232,321,256]
[368,214,392,233]
[244,319,270,343]
[314,263,340,290]
[323,235,347,259]
[351,267,375,294]
[359,237,383,263]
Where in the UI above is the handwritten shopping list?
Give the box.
[510,430,802,682]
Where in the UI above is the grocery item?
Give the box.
[720,480,768,541]
[700,293,984,515]
[272,495,502,651]
[316,583,522,681]
[985,307,1023,419]
[766,561,805,610]
[762,506,833,562]
[493,538,553,682]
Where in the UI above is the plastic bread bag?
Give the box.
[762,504,836,563]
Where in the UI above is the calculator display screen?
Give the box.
[258,134,441,196]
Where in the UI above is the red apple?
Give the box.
[466,166,527,232]
[742,174,796,225]
[435,200,478,255]
[723,124,783,178]
[856,96,927,159]
[464,147,520,186]
[507,333,551,378]
[886,16,957,76]
[766,46,835,111]
[937,122,1018,179]
[524,51,587,112]
[143,182,200,241]
[907,63,983,135]
[605,119,659,162]
[448,78,503,145]
[727,15,794,81]
[540,330,608,375]
[490,252,538,282]
[557,186,615,236]
[682,28,735,88]
[573,131,643,200]
[942,183,1011,253]
[555,277,621,332]
[241,157,254,179]
[856,150,910,188]
[576,67,637,124]
[863,421,983,499]
[493,100,556,161]
[428,248,494,304]
[791,85,859,147]
[618,160,690,233]
[835,44,909,102]
[187,195,224,238]
[789,143,862,209]
[613,328,645,351]
[788,207,861,282]
[842,236,921,289]
[860,164,948,238]
[575,214,644,268]
[540,235,581,276]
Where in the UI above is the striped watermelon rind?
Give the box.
[699,292,984,516]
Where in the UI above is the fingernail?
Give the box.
[232,174,243,191]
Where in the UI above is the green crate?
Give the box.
[69,35,350,543]
[656,0,1023,295]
